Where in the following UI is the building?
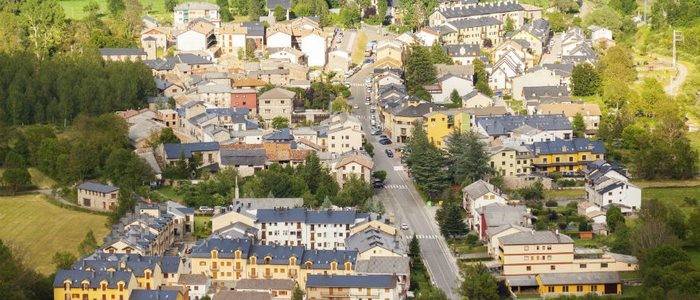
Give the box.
[429,74,474,104]
[189,237,357,288]
[328,151,374,186]
[231,88,258,114]
[174,2,220,27]
[53,270,137,300]
[462,180,508,229]
[488,143,533,177]
[438,17,503,46]
[429,1,525,28]
[216,22,247,56]
[177,274,210,300]
[384,100,443,143]
[160,142,221,167]
[423,109,471,148]
[585,161,641,213]
[443,43,481,65]
[298,31,327,67]
[536,272,621,296]
[537,103,601,136]
[235,278,296,299]
[345,227,405,260]
[355,256,411,298]
[258,88,296,124]
[475,115,573,142]
[99,48,147,61]
[305,274,401,300]
[529,138,605,175]
[176,19,216,52]
[475,203,530,240]
[77,182,120,211]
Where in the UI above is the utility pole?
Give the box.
[643,0,648,22]
[672,30,683,68]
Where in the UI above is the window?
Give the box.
[524,245,529,251]
[601,263,608,268]
[591,285,598,292]
[550,265,555,270]
[526,266,531,271]
[563,286,569,292]
[580,264,587,269]
[548,286,555,293]
[576,285,583,292]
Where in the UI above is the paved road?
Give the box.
[348,64,462,299]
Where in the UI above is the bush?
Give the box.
[372,170,387,181]
[683,197,697,206]
[545,200,559,207]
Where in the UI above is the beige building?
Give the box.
[488,143,533,177]
[216,22,247,56]
[305,274,401,300]
[258,87,295,124]
[537,103,601,135]
[329,151,374,186]
[77,182,119,211]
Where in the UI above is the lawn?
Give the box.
[0,167,57,190]
[59,0,214,20]
[153,185,186,203]
[194,215,212,239]
[352,31,367,66]
[642,186,700,214]
[544,188,586,200]
[0,194,109,274]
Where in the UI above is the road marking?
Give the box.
[416,235,439,239]
[385,184,408,190]
[393,166,404,171]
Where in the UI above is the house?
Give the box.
[430,74,474,104]
[486,223,529,258]
[475,202,530,240]
[375,40,404,68]
[585,161,641,213]
[177,274,210,300]
[490,49,525,91]
[266,25,293,48]
[523,85,571,114]
[268,47,304,65]
[77,182,119,211]
[493,38,532,68]
[536,272,621,297]
[329,150,374,186]
[416,27,440,46]
[140,27,170,59]
[462,179,507,229]
[267,0,291,21]
[461,90,494,108]
[423,109,471,148]
[488,143,533,178]
[428,1,525,28]
[589,25,614,47]
[160,141,221,167]
[513,18,550,57]
[475,115,573,141]
[176,19,216,52]
[243,22,266,50]
[216,22,247,56]
[173,2,220,27]
[511,68,564,102]
[384,100,443,143]
[355,257,411,299]
[221,143,310,168]
[258,87,296,124]
[529,138,605,175]
[443,43,481,65]
[305,275,401,300]
[327,30,357,74]
[439,17,503,46]
[345,227,404,260]
[99,48,147,61]
[235,279,296,299]
[298,31,327,67]
[537,103,601,135]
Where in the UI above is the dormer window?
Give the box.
[118,282,124,292]
[211,250,218,259]
[264,256,272,264]
[101,282,107,291]
[330,261,338,270]
[250,256,257,265]
[344,262,352,271]
[290,257,297,265]
[235,250,241,259]
[64,282,70,290]
[305,261,313,269]
[82,282,89,290]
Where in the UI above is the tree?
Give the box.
[372,170,387,181]
[459,264,499,300]
[20,0,67,59]
[473,59,493,96]
[155,127,180,145]
[78,230,98,256]
[104,149,154,191]
[639,245,699,298]
[0,240,53,299]
[363,140,374,157]
[273,5,287,21]
[52,251,77,270]
[571,63,600,96]
[405,45,437,95]
[218,0,232,21]
[449,89,461,107]
[610,0,637,15]
[165,0,178,12]
[107,0,125,15]
[405,122,450,198]
[335,176,373,207]
[571,113,586,138]
[546,12,566,32]
[408,234,420,259]
[271,117,289,129]
[504,16,515,34]
[429,42,452,64]
[606,205,625,233]
[331,95,351,112]
[445,130,491,186]
[436,202,467,238]
[291,285,304,300]
[1,168,31,194]
[687,207,700,248]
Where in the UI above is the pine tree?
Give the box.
[572,113,586,138]
[429,42,453,64]
[449,89,461,107]
[405,45,437,95]
[445,130,491,186]
[406,122,449,198]
[571,63,600,96]
[437,203,468,238]
[409,234,420,259]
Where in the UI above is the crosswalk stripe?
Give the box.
[385,184,408,189]
[416,235,439,239]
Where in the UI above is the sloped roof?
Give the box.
[500,230,574,245]
[163,142,219,159]
[78,182,119,193]
[538,272,620,285]
[462,179,500,199]
[259,87,296,100]
[306,274,397,288]
[99,48,146,56]
[530,138,605,155]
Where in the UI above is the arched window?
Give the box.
[250,256,257,265]
[264,256,272,264]
[330,261,338,271]
[305,261,313,269]
[344,261,352,271]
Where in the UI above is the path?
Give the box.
[664,61,688,96]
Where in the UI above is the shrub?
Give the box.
[545,200,559,207]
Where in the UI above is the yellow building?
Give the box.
[530,138,604,175]
[423,109,471,148]
[53,270,137,300]
[488,144,533,177]
[189,237,356,289]
[536,272,622,296]
[384,100,442,143]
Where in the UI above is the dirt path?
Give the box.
[664,62,688,96]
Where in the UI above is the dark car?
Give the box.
[385,149,394,157]
[372,180,384,189]
[378,138,392,145]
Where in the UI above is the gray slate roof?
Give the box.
[243,22,265,37]
[130,290,181,300]
[443,43,480,57]
[355,256,410,275]
[476,115,572,136]
[78,182,119,193]
[437,2,524,19]
[462,179,499,200]
[267,0,291,9]
[529,138,605,155]
[99,48,146,56]
[306,274,397,288]
[221,148,267,166]
[500,230,574,245]
[448,16,501,29]
[345,227,404,255]
[235,278,296,290]
[163,142,219,159]
[523,85,569,100]
[538,272,620,285]
[53,270,133,288]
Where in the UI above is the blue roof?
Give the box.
[163,142,219,159]
[263,128,294,141]
[159,256,182,274]
[307,210,359,224]
[476,115,571,136]
[249,244,305,264]
[78,182,119,193]
[130,290,181,300]
[306,274,396,288]
[530,138,605,155]
[53,270,133,288]
[256,209,361,224]
[256,208,307,223]
[190,237,252,258]
[301,249,357,269]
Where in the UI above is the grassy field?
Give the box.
[544,188,586,200]
[352,31,367,66]
[0,168,57,190]
[59,0,217,20]
[0,194,109,274]
[642,186,700,214]
[194,215,211,239]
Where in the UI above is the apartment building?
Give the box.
[529,138,605,175]
[258,88,295,124]
[174,2,220,27]
[305,274,401,300]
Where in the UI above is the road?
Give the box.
[348,63,462,299]
[664,61,688,96]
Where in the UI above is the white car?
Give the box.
[401,223,409,230]
[353,105,359,109]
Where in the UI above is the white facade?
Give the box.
[176,30,208,52]
[511,69,563,101]
[267,32,292,48]
[299,33,327,67]
[415,29,439,46]
[431,75,474,104]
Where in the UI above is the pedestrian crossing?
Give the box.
[385,184,408,190]
[416,234,439,239]
[350,83,365,87]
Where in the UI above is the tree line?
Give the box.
[0,52,156,126]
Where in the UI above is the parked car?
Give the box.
[379,138,392,145]
[198,206,214,214]
[372,180,385,189]
[385,149,394,157]
[371,129,381,135]
[379,134,388,140]
[401,223,409,230]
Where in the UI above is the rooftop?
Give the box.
[306,274,397,289]
[500,230,574,245]
[78,182,119,194]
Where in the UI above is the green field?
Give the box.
[0,194,109,274]
[59,0,217,20]
[0,167,57,190]
[642,186,700,214]
[544,188,586,200]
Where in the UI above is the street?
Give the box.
[348,63,462,300]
